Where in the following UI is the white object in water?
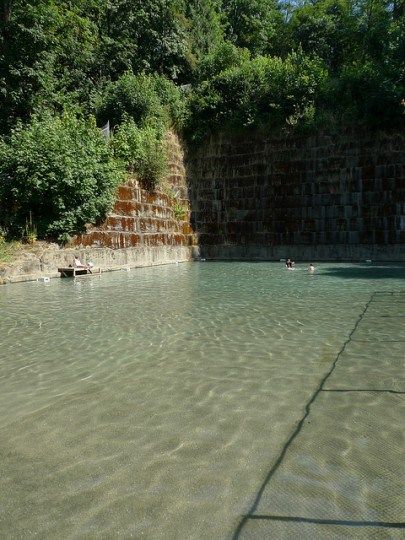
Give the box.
[123,267,131,272]
[42,277,51,283]
[200,258,206,261]
[365,259,372,263]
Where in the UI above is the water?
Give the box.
[0,262,404,538]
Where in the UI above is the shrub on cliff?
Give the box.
[0,112,123,242]
[194,42,251,83]
[111,118,167,191]
[97,72,186,130]
[330,60,404,127]
[152,76,187,130]
[186,51,327,141]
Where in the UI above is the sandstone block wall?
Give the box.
[74,181,194,249]
[188,129,404,260]
[74,132,196,251]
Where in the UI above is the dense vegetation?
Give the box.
[0,0,403,241]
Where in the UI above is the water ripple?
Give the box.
[0,262,404,538]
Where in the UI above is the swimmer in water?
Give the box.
[285,258,295,269]
[308,263,315,273]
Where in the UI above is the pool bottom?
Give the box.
[0,264,404,539]
[238,292,405,539]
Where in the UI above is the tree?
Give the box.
[222,0,284,55]
[289,0,357,71]
[97,0,193,81]
[194,41,250,83]
[0,0,100,131]
[0,112,123,241]
[186,0,224,60]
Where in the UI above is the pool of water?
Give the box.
[0,262,404,538]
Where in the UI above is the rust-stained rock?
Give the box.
[73,132,195,250]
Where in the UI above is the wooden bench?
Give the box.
[58,267,101,278]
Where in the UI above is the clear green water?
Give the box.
[0,262,404,538]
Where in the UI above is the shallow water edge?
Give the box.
[2,242,404,286]
[0,245,196,285]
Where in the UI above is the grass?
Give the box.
[172,201,188,221]
[0,240,25,265]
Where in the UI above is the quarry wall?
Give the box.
[2,128,404,284]
[75,131,196,252]
[188,129,404,261]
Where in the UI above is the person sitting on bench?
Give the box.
[74,256,92,273]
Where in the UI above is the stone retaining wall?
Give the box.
[0,245,197,284]
[189,129,405,260]
[75,131,196,250]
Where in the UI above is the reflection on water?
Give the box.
[0,262,404,538]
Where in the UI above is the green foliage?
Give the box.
[0,112,123,242]
[357,0,392,62]
[97,73,163,128]
[97,0,194,82]
[186,0,224,60]
[1,0,403,139]
[97,72,186,129]
[111,118,167,190]
[172,201,188,221]
[289,0,357,71]
[148,75,187,129]
[222,0,284,55]
[0,0,100,132]
[331,60,404,126]
[388,8,405,84]
[194,41,250,83]
[187,51,327,141]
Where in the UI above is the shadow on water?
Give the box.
[321,264,405,281]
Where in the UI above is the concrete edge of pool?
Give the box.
[2,251,405,286]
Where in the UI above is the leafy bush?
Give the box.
[111,118,167,190]
[152,75,187,129]
[0,112,123,242]
[194,41,250,83]
[97,72,186,129]
[97,72,163,128]
[331,61,404,126]
[187,51,327,141]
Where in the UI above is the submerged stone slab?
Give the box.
[352,318,405,342]
[240,517,404,539]
[242,391,404,537]
[325,341,405,392]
